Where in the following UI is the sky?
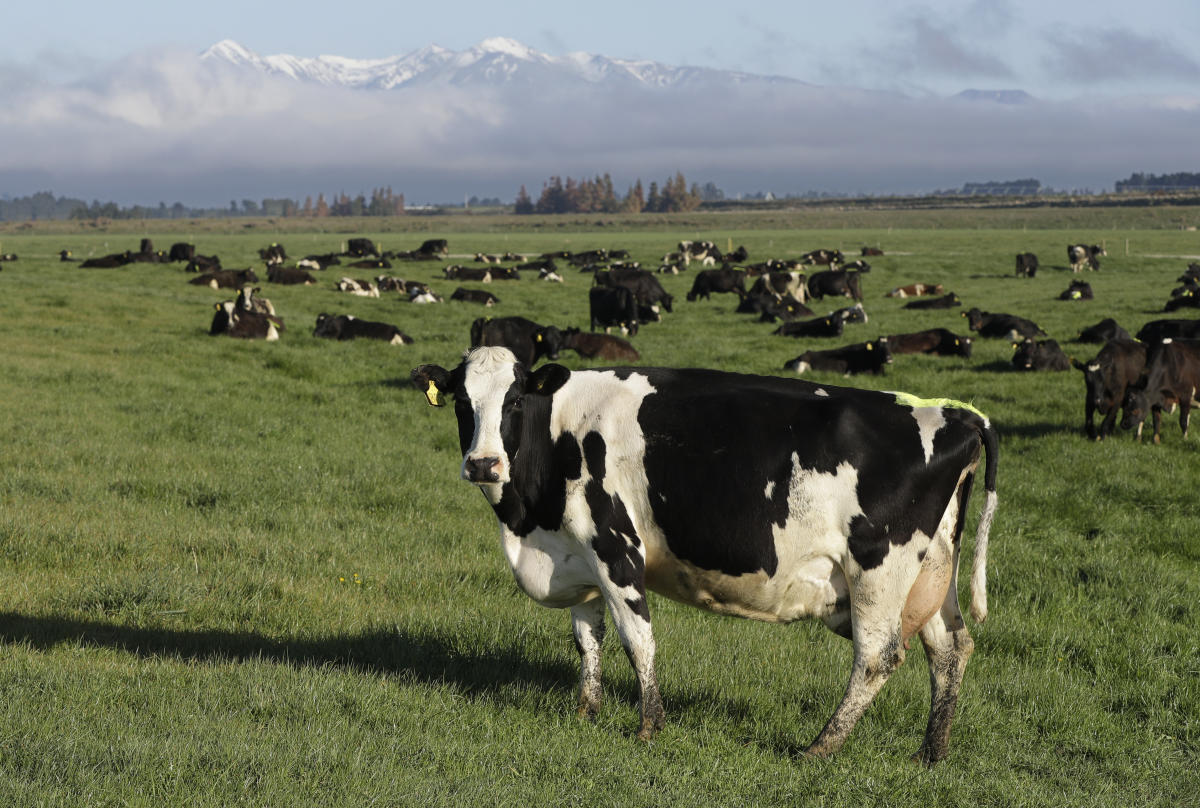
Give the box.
[1,0,1198,205]
[7,0,1198,98]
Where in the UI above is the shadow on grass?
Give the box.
[996,422,1085,440]
[0,610,836,752]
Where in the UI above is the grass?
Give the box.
[0,211,1197,806]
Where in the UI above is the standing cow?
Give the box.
[411,348,998,764]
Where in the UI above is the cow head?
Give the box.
[1120,386,1149,432]
[412,347,571,489]
[963,308,984,330]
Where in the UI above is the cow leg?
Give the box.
[1152,408,1163,445]
[571,598,606,719]
[596,582,663,741]
[913,558,974,766]
[1097,407,1119,440]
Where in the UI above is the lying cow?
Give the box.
[1011,339,1071,371]
[81,251,133,268]
[887,329,973,358]
[1077,318,1130,343]
[1068,244,1104,272]
[886,283,945,299]
[773,315,845,339]
[410,347,997,764]
[345,238,380,258]
[903,293,961,310]
[1121,339,1200,443]
[266,266,317,286]
[313,313,412,345]
[450,288,500,306]
[861,246,884,256]
[562,328,640,361]
[1058,280,1093,301]
[189,268,259,290]
[1135,319,1200,344]
[470,316,564,367]
[963,308,1047,341]
[784,338,892,376]
[334,277,379,297]
[443,265,492,282]
[209,300,282,340]
[1074,339,1147,440]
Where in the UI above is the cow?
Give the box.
[209,300,282,341]
[725,245,749,263]
[470,317,564,366]
[80,251,133,268]
[807,270,863,302]
[234,285,276,316]
[1073,339,1147,440]
[590,286,641,336]
[538,267,565,283]
[886,283,945,299]
[801,248,844,267]
[490,267,521,281]
[475,253,502,264]
[829,303,868,325]
[861,246,884,256]
[773,315,845,339]
[185,255,222,273]
[1011,339,1071,372]
[0,253,16,262]
[784,338,893,376]
[258,243,287,264]
[517,259,558,273]
[562,328,641,361]
[299,253,341,271]
[1163,290,1200,312]
[450,288,500,306]
[346,238,380,258]
[903,293,962,310]
[1077,318,1130,344]
[410,346,998,764]
[266,266,317,286]
[443,265,493,282]
[887,329,973,358]
[749,271,808,303]
[1120,339,1200,443]
[313,313,412,345]
[686,268,746,301]
[335,277,379,297]
[678,240,721,266]
[962,308,1047,341]
[840,260,871,273]
[168,242,196,262]
[416,239,449,258]
[1135,319,1200,344]
[595,268,673,313]
[345,258,392,270]
[59,250,76,262]
[1058,280,1093,301]
[1015,253,1038,278]
[737,292,812,323]
[189,268,259,290]
[1068,244,1105,273]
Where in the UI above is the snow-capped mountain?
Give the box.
[199,37,804,91]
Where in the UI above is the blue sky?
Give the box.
[7,0,1199,99]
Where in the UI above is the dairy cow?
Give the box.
[784,338,893,376]
[1073,340,1147,440]
[963,308,1047,341]
[1068,244,1104,272]
[1014,253,1038,278]
[903,293,961,310]
[1011,339,1071,371]
[887,329,973,358]
[410,348,997,764]
[451,288,500,306]
[562,328,641,361]
[313,313,412,345]
[1077,318,1130,343]
[1121,339,1200,443]
[470,316,564,367]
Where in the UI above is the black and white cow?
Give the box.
[410,348,997,763]
[773,315,845,339]
[258,243,288,264]
[1011,339,1071,371]
[209,300,283,340]
[1068,244,1105,273]
[470,317,564,366]
[1073,339,1147,440]
[451,288,500,306]
[313,313,412,345]
[801,248,844,267]
[1014,253,1038,278]
[443,265,493,282]
[962,308,1047,341]
[334,277,380,297]
[784,338,893,376]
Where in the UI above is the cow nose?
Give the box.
[463,456,502,483]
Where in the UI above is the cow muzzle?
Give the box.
[462,455,505,484]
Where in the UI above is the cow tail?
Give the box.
[969,418,999,623]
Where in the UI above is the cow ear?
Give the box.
[527,364,571,397]
[411,364,451,407]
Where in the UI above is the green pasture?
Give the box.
[0,211,1197,806]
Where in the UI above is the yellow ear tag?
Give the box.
[535,333,542,342]
[867,343,873,350]
[425,381,442,407]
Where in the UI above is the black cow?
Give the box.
[1073,339,1147,440]
[773,315,845,339]
[736,292,812,323]
[1011,339,1070,371]
[1163,290,1200,312]
[1135,319,1200,344]
[313,313,412,345]
[59,250,76,262]
[416,239,449,258]
[903,293,961,310]
[80,251,133,268]
[410,347,997,763]
[451,288,500,306]
[189,268,259,289]
[1077,318,1130,343]
[1121,339,1200,443]
[962,308,1047,340]
[168,242,196,262]
[1068,244,1104,273]
[1058,280,1093,301]
[345,258,391,270]
[807,270,863,302]
[784,338,892,376]
[209,300,283,340]
[686,268,746,301]
[346,238,380,258]
[589,286,641,336]
[562,328,641,361]
[299,253,341,271]
[470,317,564,366]
[443,265,492,282]
[185,255,222,273]
[595,268,673,313]
[887,329,973,358]
[266,266,317,286]
[1015,253,1038,278]
[0,253,17,262]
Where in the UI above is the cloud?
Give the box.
[0,46,1197,204]
[1041,28,1200,84]
[873,15,1015,80]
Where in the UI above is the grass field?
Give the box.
[0,210,1197,806]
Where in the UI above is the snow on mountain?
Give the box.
[199,38,805,92]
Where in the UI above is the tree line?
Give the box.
[514,172,706,214]
[1115,172,1200,192]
